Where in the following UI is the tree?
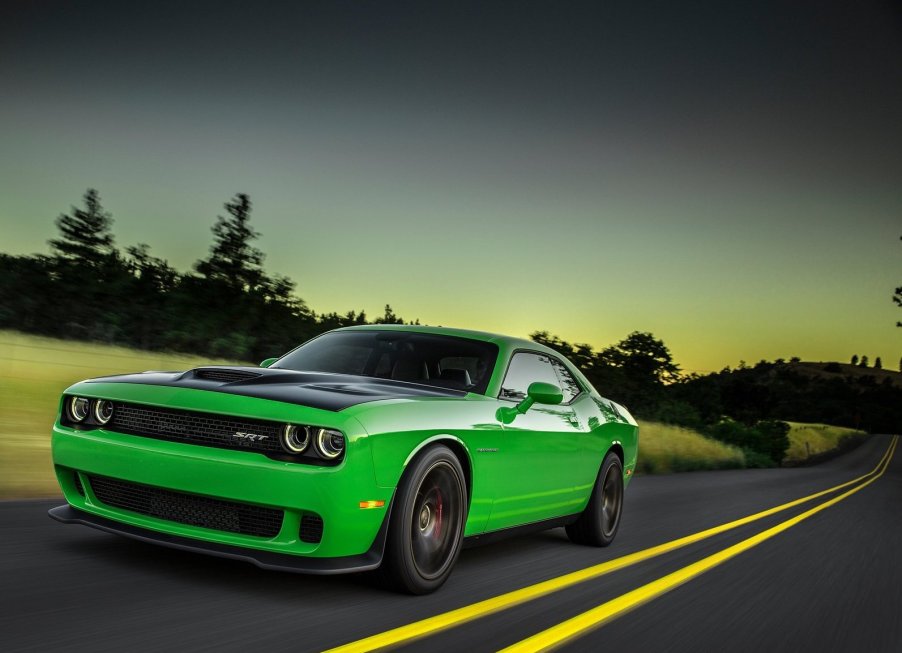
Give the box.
[48,189,116,264]
[874,357,882,369]
[195,193,265,291]
[895,235,901,327]
[600,331,681,384]
[380,304,404,324]
[860,355,869,367]
[851,354,859,366]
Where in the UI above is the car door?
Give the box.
[484,351,588,531]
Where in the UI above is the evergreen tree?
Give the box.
[851,354,859,366]
[874,357,882,369]
[48,189,116,264]
[859,355,869,367]
[380,304,404,324]
[195,193,265,291]
[895,235,901,327]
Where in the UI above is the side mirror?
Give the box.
[497,381,563,424]
[527,381,564,406]
[259,357,278,368]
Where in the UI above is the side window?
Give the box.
[499,352,560,402]
[549,357,582,403]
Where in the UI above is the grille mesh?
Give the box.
[194,368,261,383]
[109,403,283,454]
[299,514,324,543]
[88,475,284,538]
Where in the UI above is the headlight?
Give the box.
[93,400,114,425]
[282,424,310,453]
[315,428,345,460]
[67,396,90,422]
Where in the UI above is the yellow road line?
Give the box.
[325,437,896,653]
[500,435,899,653]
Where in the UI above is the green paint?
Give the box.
[51,326,638,566]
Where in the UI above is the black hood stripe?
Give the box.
[85,367,465,411]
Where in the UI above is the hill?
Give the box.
[787,361,902,389]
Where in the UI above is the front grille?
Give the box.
[109,403,283,455]
[299,514,324,543]
[194,368,261,383]
[88,475,284,538]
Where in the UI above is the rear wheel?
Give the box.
[566,451,623,547]
[380,445,467,594]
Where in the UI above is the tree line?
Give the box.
[2,189,900,464]
[0,189,412,361]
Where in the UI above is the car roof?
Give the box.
[334,324,553,354]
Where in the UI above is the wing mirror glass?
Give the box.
[259,357,278,368]
[497,381,563,424]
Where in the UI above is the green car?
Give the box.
[49,325,638,593]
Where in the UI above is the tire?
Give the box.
[566,451,624,547]
[379,445,468,594]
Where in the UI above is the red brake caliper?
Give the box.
[434,487,443,539]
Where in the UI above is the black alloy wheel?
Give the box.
[566,451,624,547]
[380,445,467,594]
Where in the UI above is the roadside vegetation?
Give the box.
[635,421,745,474]
[783,422,868,465]
[0,331,240,498]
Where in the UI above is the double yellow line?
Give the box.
[504,434,898,652]
[328,436,898,653]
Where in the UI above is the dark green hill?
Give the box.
[668,360,902,434]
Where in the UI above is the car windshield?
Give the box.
[272,330,498,394]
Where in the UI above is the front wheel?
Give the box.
[566,451,624,547]
[379,445,468,594]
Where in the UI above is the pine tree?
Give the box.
[874,357,882,369]
[195,193,265,291]
[48,189,116,264]
[851,354,859,366]
[380,304,404,324]
[860,355,869,367]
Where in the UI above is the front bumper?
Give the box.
[48,504,388,574]
[51,422,393,562]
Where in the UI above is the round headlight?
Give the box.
[282,424,310,453]
[315,428,345,460]
[67,396,90,422]
[94,400,114,425]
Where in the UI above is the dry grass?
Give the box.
[0,331,242,498]
[636,420,746,474]
[784,421,867,464]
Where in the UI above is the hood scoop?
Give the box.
[192,368,262,383]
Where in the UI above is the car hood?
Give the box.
[84,366,466,412]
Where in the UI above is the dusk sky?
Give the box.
[2,0,900,372]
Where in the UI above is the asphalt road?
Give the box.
[2,435,900,653]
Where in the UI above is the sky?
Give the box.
[1,0,900,373]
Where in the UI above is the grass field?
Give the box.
[784,421,867,464]
[0,331,242,498]
[634,420,746,474]
[0,330,861,498]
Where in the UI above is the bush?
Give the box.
[705,418,790,466]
